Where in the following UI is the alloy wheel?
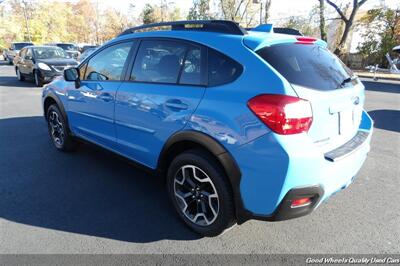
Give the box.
[16,69,21,80]
[174,165,219,226]
[48,111,65,146]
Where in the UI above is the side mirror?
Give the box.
[64,67,80,88]
[25,55,32,60]
[9,47,13,51]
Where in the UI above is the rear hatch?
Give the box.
[255,42,364,152]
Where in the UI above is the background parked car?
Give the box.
[4,42,34,64]
[46,43,80,60]
[14,45,78,86]
[80,45,98,53]
[77,46,98,62]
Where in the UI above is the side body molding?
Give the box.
[43,92,71,133]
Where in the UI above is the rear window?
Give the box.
[257,44,353,91]
[13,43,33,50]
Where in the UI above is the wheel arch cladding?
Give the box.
[157,130,250,224]
[43,94,70,132]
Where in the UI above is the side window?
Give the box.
[20,49,26,57]
[84,42,133,81]
[131,40,186,84]
[179,46,204,86]
[26,49,32,58]
[208,49,242,87]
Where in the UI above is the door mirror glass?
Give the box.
[25,55,32,60]
[64,67,79,81]
[64,67,81,88]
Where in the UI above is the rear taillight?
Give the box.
[295,36,317,44]
[247,94,313,135]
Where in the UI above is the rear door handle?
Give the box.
[165,100,188,110]
[98,93,114,102]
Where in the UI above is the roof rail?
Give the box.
[118,20,247,36]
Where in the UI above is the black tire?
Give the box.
[166,149,236,236]
[16,68,25,81]
[34,70,44,87]
[46,104,76,152]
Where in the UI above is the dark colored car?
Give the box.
[4,42,34,64]
[14,45,78,86]
[80,45,98,53]
[47,43,80,59]
[77,47,97,62]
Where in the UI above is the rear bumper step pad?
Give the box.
[324,131,369,162]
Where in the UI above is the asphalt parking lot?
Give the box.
[0,60,399,254]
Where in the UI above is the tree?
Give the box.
[264,0,272,23]
[326,0,368,56]
[100,9,129,42]
[318,0,327,41]
[282,16,317,37]
[141,4,157,25]
[187,0,211,20]
[219,0,255,23]
[358,7,400,67]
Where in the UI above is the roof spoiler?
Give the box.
[246,24,303,36]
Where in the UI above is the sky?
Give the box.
[98,0,399,20]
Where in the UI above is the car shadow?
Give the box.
[0,75,36,88]
[0,116,200,243]
[368,110,400,133]
[363,81,400,94]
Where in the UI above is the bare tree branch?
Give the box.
[325,0,369,56]
[326,0,348,22]
[234,0,245,18]
[239,0,252,22]
[358,0,368,7]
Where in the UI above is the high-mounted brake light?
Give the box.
[295,36,317,44]
[247,94,313,135]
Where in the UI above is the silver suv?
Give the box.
[3,42,33,64]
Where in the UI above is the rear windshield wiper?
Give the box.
[340,76,356,87]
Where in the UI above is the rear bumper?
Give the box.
[250,185,324,221]
[231,110,373,223]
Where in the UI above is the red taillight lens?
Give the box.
[291,197,312,208]
[295,36,317,44]
[247,94,313,135]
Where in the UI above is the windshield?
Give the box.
[57,44,77,51]
[33,47,69,59]
[257,43,353,91]
[14,43,33,50]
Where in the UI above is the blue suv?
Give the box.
[42,20,373,236]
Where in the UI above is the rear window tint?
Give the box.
[208,49,242,86]
[257,44,353,91]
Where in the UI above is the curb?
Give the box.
[357,74,400,82]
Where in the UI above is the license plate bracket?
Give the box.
[339,109,353,135]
